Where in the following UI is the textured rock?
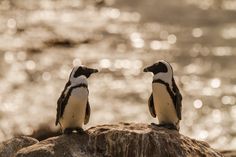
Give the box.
[220,150,236,157]
[0,136,38,157]
[14,123,223,157]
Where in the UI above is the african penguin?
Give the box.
[55,66,98,134]
[143,60,182,131]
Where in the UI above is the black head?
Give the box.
[70,66,98,79]
[143,60,169,74]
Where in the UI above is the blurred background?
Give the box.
[0,0,236,150]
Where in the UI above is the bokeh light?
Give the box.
[193,99,203,109]
[192,28,203,38]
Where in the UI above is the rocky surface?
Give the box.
[220,150,236,157]
[0,136,38,157]
[0,123,223,157]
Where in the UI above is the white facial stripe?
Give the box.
[64,75,88,96]
[71,75,88,85]
[153,73,172,86]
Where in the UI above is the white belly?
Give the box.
[152,83,179,124]
[60,87,88,130]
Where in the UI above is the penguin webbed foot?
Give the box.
[151,123,178,131]
[63,127,85,134]
[75,127,85,134]
[64,128,74,134]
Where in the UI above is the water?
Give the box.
[0,0,236,150]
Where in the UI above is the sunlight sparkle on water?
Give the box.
[233,85,236,94]
[199,130,209,140]
[150,40,170,50]
[222,0,236,10]
[42,72,51,81]
[61,12,75,23]
[17,51,27,61]
[190,44,201,57]
[186,0,213,10]
[222,27,236,39]
[7,18,17,29]
[202,87,216,96]
[99,59,111,69]
[212,47,232,56]
[2,102,17,112]
[25,60,36,70]
[106,8,120,19]
[231,106,236,120]
[4,52,15,64]
[150,41,170,50]
[193,99,203,109]
[133,60,143,69]
[30,10,56,22]
[101,8,116,19]
[130,32,144,48]
[192,28,203,38]
[167,34,177,44]
[210,78,221,88]
[120,11,140,22]
[150,40,162,50]
[184,63,200,74]
[0,0,10,10]
[73,58,81,66]
[114,59,131,69]
[221,96,236,105]
[59,65,70,79]
[160,30,169,39]
[212,109,222,123]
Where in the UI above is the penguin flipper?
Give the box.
[55,80,71,126]
[172,78,182,120]
[148,93,156,118]
[55,95,63,126]
[175,92,182,120]
[56,92,69,126]
[84,101,91,125]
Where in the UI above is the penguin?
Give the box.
[55,65,98,134]
[143,60,182,131]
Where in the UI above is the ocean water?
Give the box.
[0,0,236,149]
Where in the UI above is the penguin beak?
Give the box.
[92,69,99,73]
[143,68,148,72]
[143,66,151,72]
[85,68,98,78]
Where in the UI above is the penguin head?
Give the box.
[70,66,98,80]
[143,60,172,75]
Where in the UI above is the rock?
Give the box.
[16,134,91,157]
[220,150,236,157]
[14,123,223,157]
[0,136,38,157]
[28,124,61,141]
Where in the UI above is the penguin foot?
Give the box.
[75,127,85,134]
[64,127,85,134]
[64,128,74,134]
[151,123,178,131]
